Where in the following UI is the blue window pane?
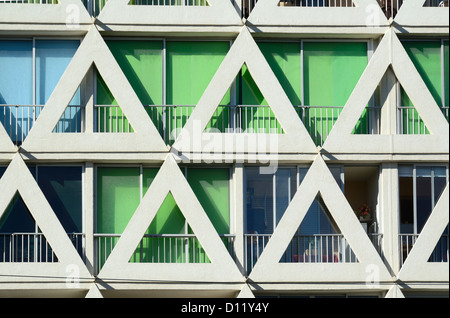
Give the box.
[35,40,80,105]
[0,40,33,105]
[0,40,33,144]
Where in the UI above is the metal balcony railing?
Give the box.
[0,233,84,262]
[129,0,209,5]
[0,0,58,3]
[243,0,448,19]
[397,105,449,135]
[244,233,383,275]
[94,104,380,146]
[399,233,449,265]
[0,104,84,146]
[94,233,234,275]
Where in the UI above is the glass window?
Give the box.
[245,167,297,234]
[0,39,80,143]
[0,166,83,236]
[399,165,448,234]
[37,166,83,234]
[0,40,33,105]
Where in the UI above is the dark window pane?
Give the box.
[38,166,83,233]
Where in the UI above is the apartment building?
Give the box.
[0,0,448,298]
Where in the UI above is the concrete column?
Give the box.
[232,163,245,275]
[380,67,398,135]
[84,162,95,275]
[379,162,400,276]
[84,66,95,133]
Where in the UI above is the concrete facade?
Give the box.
[0,0,448,298]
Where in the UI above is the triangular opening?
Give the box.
[277,0,355,7]
[351,86,381,135]
[399,85,430,135]
[205,64,284,134]
[280,193,358,263]
[129,192,211,263]
[95,71,135,133]
[128,0,210,6]
[51,86,84,134]
[0,192,58,263]
[428,225,449,262]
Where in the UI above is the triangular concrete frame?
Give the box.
[248,155,392,283]
[397,184,449,282]
[0,124,16,153]
[323,30,449,154]
[247,0,389,28]
[98,0,242,26]
[172,27,317,158]
[0,154,91,284]
[395,0,449,28]
[21,26,168,154]
[97,153,243,283]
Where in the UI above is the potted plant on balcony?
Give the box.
[356,203,372,222]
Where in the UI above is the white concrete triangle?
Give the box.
[248,0,389,27]
[85,283,104,298]
[0,154,91,283]
[385,285,405,298]
[98,0,242,26]
[172,27,318,159]
[323,29,449,154]
[21,26,168,154]
[0,124,16,153]
[248,155,392,283]
[97,153,243,283]
[397,184,449,282]
[237,284,255,298]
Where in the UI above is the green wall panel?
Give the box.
[97,167,140,234]
[400,40,447,134]
[258,41,302,106]
[187,168,230,234]
[166,41,230,139]
[96,40,163,133]
[166,41,229,105]
[303,42,367,144]
[402,41,443,107]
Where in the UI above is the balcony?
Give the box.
[94,104,380,146]
[245,233,383,275]
[0,232,84,262]
[243,0,449,19]
[397,105,449,135]
[399,233,449,265]
[94,233,235,275]
[0,104,84,146]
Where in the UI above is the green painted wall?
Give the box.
[303,42,367,144]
